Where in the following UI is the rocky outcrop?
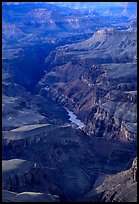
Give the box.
[131,157,137,182]
[43,27,136,68]
[82,157,137,202]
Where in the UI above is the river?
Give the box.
[65,108,85,129]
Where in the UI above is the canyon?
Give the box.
[2,2,137,202]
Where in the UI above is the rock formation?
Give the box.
[82,157,137,202]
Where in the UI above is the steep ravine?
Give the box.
[34,62,137,142]
[34,28,137,142]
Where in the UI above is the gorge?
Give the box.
[2,2,137,202]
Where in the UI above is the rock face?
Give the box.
[82,157,137,202]
[84,63,137,142]
[34,28,137,142]
[131,157,137,182]
[43,27,136,67]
